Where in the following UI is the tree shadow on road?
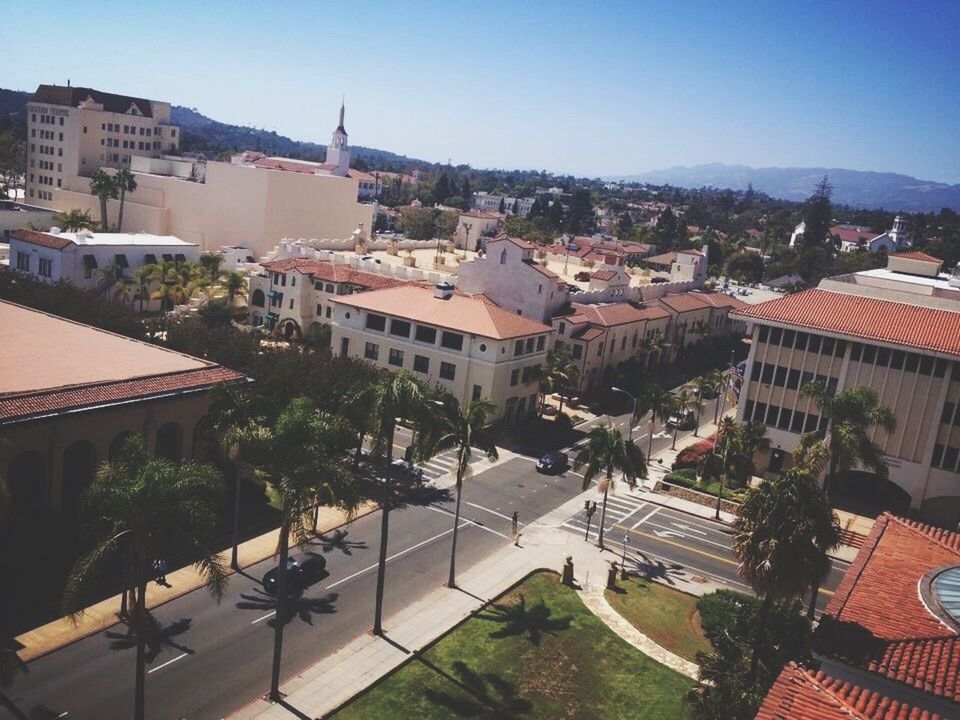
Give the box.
[235,588,339,627]
[104,615,195,662]
[309,528,367,556]
[476,594,572,647]
[627,550,686,586]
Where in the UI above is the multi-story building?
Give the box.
[248,256,408,337]
[330,282,553,423]
[9,227,198,303]
[471,192,535,217]
[732,251,960,525]
[25,84,179,206]
[651,290,746,355]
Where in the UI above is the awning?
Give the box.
[267,290,281,299]
[266,312,279,320]
[114,253,129,268]
[83,254,98,270]
[144,253,157,265]
[161,253,173,262]
[174,253,186,263]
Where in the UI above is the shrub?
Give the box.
[663,468,698,487]
[673,437,715,469]
[553,411,573,431]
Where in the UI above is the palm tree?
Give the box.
[732,467,839,682]
[648,329,668,366]
[672,388,698,448]
[89,170,119,232]
[415,395,498,588]
[199,252,224,279]
[62,436,228,720]
[798,381,896,499]
[685,380,708,436]
[133,265,155,316]
[114,168,138,233]
[573,425,646,549]
[706,368,725,423]
[114,276,137,306]
[0,647,28,720]
[220,270,248,306]
[354,371,433,635]
[97,263,123,297]
[53,208,96,232]
[643,383,677,463]
[536,349,580,414]
[240,397,359,702]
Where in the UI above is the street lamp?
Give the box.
[583,499,598,541]
[611,386,637,444]
[621,531,630,578]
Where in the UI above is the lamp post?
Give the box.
[583,499,597,541]
[716,348,736,421]
[621,531,630,578]
[611,386,637,444]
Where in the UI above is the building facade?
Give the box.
[733,251,960,525]
[25,84,179,206]
[329,283,553,423]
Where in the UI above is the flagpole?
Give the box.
[717,348,736,421]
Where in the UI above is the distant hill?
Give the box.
[609,163,960,212]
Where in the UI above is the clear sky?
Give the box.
[6,1,960,182]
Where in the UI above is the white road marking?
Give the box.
[423,505,512,540]
[647,521,733,550]
[671,522,707,536]
[324,523,467,590]
[632,507,660,529]
[147,652,188,674]
[57,714,68,718]
[465,501,513,521]
[654,529,685,539]
[251,611,276,624]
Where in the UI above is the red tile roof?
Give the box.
[655,292,711,313]
[818,514,960,704]
[890,251,943,264]
[732,289,960,358]
[556,302,669,329]
[522,259,560,279]
[0,366,247,424]
[570,326,604,342]
[693,291,749,310]
[11,228,73,250]
[491,236,535,250]
[260,257,408,291]
[831,225,879,244]
[756,662,942,720]
[591,270,617,281]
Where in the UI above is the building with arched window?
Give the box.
[0,300,248,515]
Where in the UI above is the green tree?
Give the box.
[565,188,593,234]
[415,395,498,587]
[89,170,119,232]
[641,383,677,464]
[132,265,154,316]
[536,349,580,414]
[724,252,764,283]
[573,425,646,549]
[62,437,228,720]
[114,168,138,233]
[798,176,832,251]
[240,397,359,701]
[397,207,438,240]
[199,252,224,279]
[0,131,25,202]
[546,197,565,230]
[354,372,434,635]
[435,172,451,205]
[219,270,247,305]
[732,467,839,682]
[53,208,96,232]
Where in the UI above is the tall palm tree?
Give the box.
[220,270,248,306]
[672,388,697,448]
[648,329,668,366]
[97,263,123,297]
[53,208,96,232]
[89,170,119,232]
[798,381,896,499]
[705,368,725,423]
[114,276,137,306]
[133,265,155,316]
[415,395,498,587]
[354,371,433,635]
[732,467,839,682]
[536,349,579,414]
[240,397,359,702]
[684,381,707,436]
[199,252,224,279]
[643,383,677,463]
[114,168,138,233]
[574,425,646,549]
[62,436,228,720]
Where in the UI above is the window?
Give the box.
[933,444,946,468]
[525,338,535,354]
[761,364,774,384]
[364,342,379,360]
[782,330,795,347]
[388,348,404,367]
[572,344,583,360]
[291,275,296,287]
[942,402,956,426]
[597,344,603,357]
[835,340,847,357]
[325,306,331,318]
[777,409,792,431]
[800,371,814,388]
[510,369,520,386]
[769,327,782,346]
[905,353,919,372]
[390,319,411,338]
[744,400,755,421]
[804,413,819,433]
[754,402,767,423]
[439,362,456,380]
[751,362,762,381]
[537,336,546,352]
[522,366,535,383]
[821,337,835,355]
[289,299,294,309]
[790,411,805,433]
[514,340,524,356]
[38,257,52,277]
[316,304,323,316]
[441,331,464,351]
[891,350,905,370]
[558,322,566,335]
[862,345,876,364]
[758,326,769,343]
[413,355,429,373]
[945,447,960,472]
[621,336,627,351]
[765,405,779,426]
[326,283,335,293]
[935,359,948,378]
[365,313,386,331]
[15,252,29,272]
[876,347,890,366]
[850,343,862,361]
[808,335,821,354]
[415,325,437,344]
[472,385,482,401]
[919,356,934,376]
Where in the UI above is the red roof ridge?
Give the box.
[890,250,943,264]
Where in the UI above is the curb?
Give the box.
[19,503,380,664]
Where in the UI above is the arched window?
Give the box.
[251,288,266,307]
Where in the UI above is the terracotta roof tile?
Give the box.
[756,662,942,720]
[330,285,551,340]
[655,293,711,313]
[11,227,73,250]
[260,258,408,291]
[591,270,617,281]
[732,289,960,358]
[556,302,669,328]
[693,291,749,310]
[890,251,943,264]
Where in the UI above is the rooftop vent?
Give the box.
[434,281,454,300]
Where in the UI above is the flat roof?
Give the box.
[13,228,195,248]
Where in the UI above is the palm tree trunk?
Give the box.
[806,579,821,620]
[269,514,292,701]
[647,418,655,465]
[0,692,29,720]
[749,593,773,683]
[694,403,701,437]
[118,186,126,233]
[372,425,394,636]
[231,464,242,570]
[447,472,465,588]
[597,480,610,549]
[99,194,108,232]
[672,423,679,450]
[134,569,148,720]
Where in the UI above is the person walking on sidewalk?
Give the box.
[154,558,168,586]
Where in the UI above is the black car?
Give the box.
[536,451,569,474]
[262,554,327,594]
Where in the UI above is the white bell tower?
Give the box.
[889,215,910,249]
[326,99,350,177]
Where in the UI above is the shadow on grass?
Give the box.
[420,658,532,719]
[476,593,573,647]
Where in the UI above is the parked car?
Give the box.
[574,271,591,282]
[694,385,718,399]
[666,409,696,430]
[536,451,569,474]
[262,554,327,594]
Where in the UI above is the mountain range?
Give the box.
[608,163,960,212]
[4,87,958,211]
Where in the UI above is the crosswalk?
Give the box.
[416,451,458,483]
[562,487,653,542]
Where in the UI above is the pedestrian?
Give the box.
[417,467,424,488]
[514,531,522,547]
[511,511,519,535]
[154,558,167,586]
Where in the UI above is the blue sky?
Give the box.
[6,1,960,182]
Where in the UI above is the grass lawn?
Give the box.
[605,576,712,663]
[333,572,693,719]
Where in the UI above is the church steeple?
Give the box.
[326,97,351,177]
[336,98,346,135]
